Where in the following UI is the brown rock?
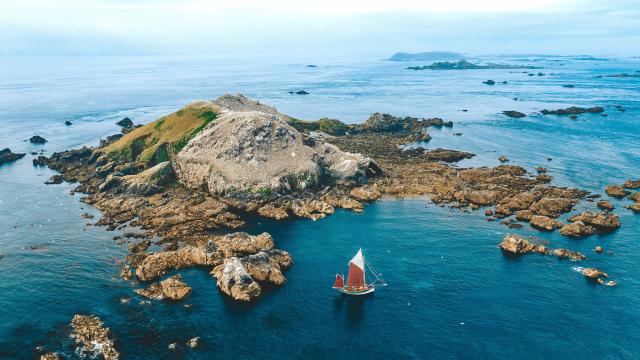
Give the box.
[559,221,596,237]
[211,257,261,301]
[258,203,289,220]
[553,249,585,261]
[119,265,133,280]
[623,179,640,189]
[605,185,630,198]
[499,234,549,255]
[594,246,603,253]
[529,197,574,218]
[349,186,381,202]
[136,242,221,281]
[515,210,535,222]
[627,192,640,202]
[41,353,60,360]
[134,274,192,300]
[596,200,614,211]
[536,174,553,183]
[186,337,200,348]
[530,215,563,231]
[485,209,494,216]
[568,211,620,232]
[535,167,547,174]
[70,315,119,360]
[498,155,509,163]
[626,203,640,213]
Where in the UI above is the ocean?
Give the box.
[1,54,639,359]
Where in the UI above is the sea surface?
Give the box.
[1,54,639,359]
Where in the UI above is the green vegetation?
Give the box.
[105,102,220,166]
[288,117,350,136]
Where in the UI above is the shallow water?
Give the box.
[1,55,639,359]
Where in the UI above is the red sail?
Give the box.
[333,274,344,289]
[346,262,365,287]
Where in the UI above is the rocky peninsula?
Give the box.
[42,93,624,303]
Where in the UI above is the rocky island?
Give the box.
[42,93,623,304]
[406,59,540,70]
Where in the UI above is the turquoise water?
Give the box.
[1,55,639,359]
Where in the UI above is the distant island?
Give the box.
[406,59,541,70]
[388,51,463,61]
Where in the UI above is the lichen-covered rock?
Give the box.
[559,221,596,237]
[211,257,261,301]
[70,315,119,360]
[568,211,620,232]
[530,215,563,231]
[134,274,192,300]
[136,242,221,281]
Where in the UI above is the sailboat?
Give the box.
[333,248,387,295]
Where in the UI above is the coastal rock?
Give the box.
[529,215,563,231]
[174,111,322,194]
[568,211,620,232]
[349,186,381,202]
[211,257,261,301]
[0,148,26,165]
[70,315,119,360]
[213,232,274,258]
[101,161,174,196]
[499,234,548,256]
[187,337,200,348]
[535,167,547,174]
[258,203,289,220]
[623,179,640,189]
[33,155,48,166]
[29,135,47,144]
[40,353,60,360]
[240,249,293,285]
[540,107,604,115]
[136,242,221,281]
[498,155,509,163]
[594,246,603,253]
[116,117,134,127]
[128,239,151,254]
[605,185,630,198]
[318,142,382,182]
[289,198,334,220]
[407,148,475,162]
[559,221,596,237]
[65,121,72,126]
[119,265,133,280]
[134,274,192,300]
[627,192,640,202]
[502,111,526,118]
[536,174,553,183]
[45,175,64,185]
[580,267,617,286]
[626,203,640,213]
[483,80,496,85]
[528,197,574,218]
[553,248,585,261]
[597,200,614,211]
[515,210,535,222]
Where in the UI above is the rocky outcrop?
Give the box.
[605,185,630,198]
[349,186,381,202]
[597,200,614,211]
[116,117,134,127]
[211,257,261,301]
[0,148,25,165]
[70,315,119,360]
[40,353,60,360]
[29,135,47,144]
[499,234,584,261]
[623,179,640,189]
[136,242,221,281]
[568,211,620,232]
[530,215,563,231]
[580,267,617,286]
[502,111,526,118]
[559,221,596,237]
[99,161,174,196]
[403,147,475,162]
[540,107,604,115]
[134,274,192,300]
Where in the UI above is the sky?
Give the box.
[1,0,639,59]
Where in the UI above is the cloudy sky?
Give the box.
[1,0,638,59]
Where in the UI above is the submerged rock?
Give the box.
[70,315,119,360]
[0,148,26,165]
[502,111,526,118]
[540,106,604,115]
[134,274,192,300]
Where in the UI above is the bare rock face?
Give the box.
[70,315,119,360]
[499,234,549,255]
[530,215,563,231]
[213,93,284,117]
[559,221,596,237]
[134,274,192,300]
[174,108,380,195]
[528,197,574,218]
[349,186,382,202]
[211,257,261,301]
[568,211,620,232]
[175,111,321,194]
[581,267,617,286]
[213,232,274,257]
[240,250,293,285]
[136,242,221,281]
[99,161,174,196]
[596,200,614,211]
[605,185,630,198]
[258,203,290,220]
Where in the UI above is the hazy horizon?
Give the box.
[1,0,639,60]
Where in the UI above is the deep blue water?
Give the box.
[1,55,640,359]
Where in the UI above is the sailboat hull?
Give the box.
[337,286,375,296]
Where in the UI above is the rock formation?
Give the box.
[134,274,192,300]
[499,234,584,261]
[70,315,119,360]
[0,148,25,165]
[567,211,620,232]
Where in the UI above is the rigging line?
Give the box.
[365,259,386,285]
